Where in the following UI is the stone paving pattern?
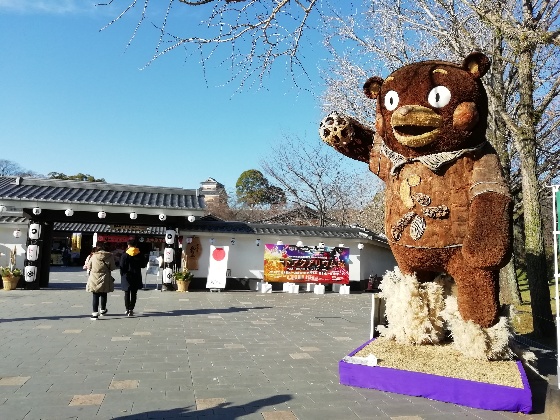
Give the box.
[0,267,552,419]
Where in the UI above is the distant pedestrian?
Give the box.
[62,247,71,266]
[120,239,144,317]
[85,242,117,320]
[83,246,98,276]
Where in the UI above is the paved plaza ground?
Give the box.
[0,267,556,419]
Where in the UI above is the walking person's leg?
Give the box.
[91,292,100,320]
[124,289,131,315]
[128,288,138,316]
[99,292,108,316]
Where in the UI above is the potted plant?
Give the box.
[1,266,22,291]
[173,268,194,292]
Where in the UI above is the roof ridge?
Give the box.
[3,176,197,195]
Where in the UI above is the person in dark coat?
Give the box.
[120,239,144,317]
[86,242,117,320]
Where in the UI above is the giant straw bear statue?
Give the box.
[319,52,512,329]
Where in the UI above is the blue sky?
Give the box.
[0,1,357,193]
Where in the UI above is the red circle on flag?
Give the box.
[213,248,226,261]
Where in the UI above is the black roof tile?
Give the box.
[0,176,205,210]
[185,220,387,244]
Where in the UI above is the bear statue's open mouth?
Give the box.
[391,105,442,147]
[394,125,435,137]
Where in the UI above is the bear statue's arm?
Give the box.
[319,112,374,163]
[462,150,512,269]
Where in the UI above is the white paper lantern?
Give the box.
[358,243,364,250]
[130,212,137,220]
[163,247,174,263]
[98,211,106,219]
[162,267,173,284]
[296,241,303,247]
[32,207,41,215]
[187,215,195,223]
[165,229,176,245]
[65,209,74,217]
[24,266,37,282]
[0,205,6,212]
[13,229,21,238]
[28,223,41,240]
[159,213,166,221]
[27,244,40,261]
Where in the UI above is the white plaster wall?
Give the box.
[0,225,27,269]
[358,244,397,280]
[180,231,397,282]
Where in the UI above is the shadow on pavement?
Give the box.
[513,334,558,414]
[112,394,293,420]
[1,306,273,323]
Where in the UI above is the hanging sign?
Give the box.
[146,254,160,275]
[206,245,229,289]
[264,244,350,284]
[185,236,202,270]
[162,267,174,284]
[163,247,174,263]
[71,233,82,253]
[29,223,41,240]
[24,266,37,282]
[26,244,40,261]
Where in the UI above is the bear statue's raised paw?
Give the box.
[319,112,354,147]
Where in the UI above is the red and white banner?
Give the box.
[206,245,229,289]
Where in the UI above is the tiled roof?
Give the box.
[254,206,339,226]
[0,215,28,224]
[52,222,167,235]
[0,215,167,235]
[0,176,205,210]
[186,220,388,244]
[1,214,387,243]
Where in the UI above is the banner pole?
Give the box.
[552,185,560,386]
[370,293,375,340]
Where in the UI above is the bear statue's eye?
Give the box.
[427,86,451,108]
[384,90,399,111]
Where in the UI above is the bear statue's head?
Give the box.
[364,52,490,158]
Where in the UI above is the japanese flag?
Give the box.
[206,245,229,289]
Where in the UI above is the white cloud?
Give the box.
[0,0,97,14]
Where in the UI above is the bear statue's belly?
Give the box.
[384,159,473,249]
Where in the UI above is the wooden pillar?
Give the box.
[37,222,53,288]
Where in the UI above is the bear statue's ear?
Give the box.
[462,52,490,79]
[363,76,384,100]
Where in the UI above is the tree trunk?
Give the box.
[499,258,521,305]
[485,41,521,306]
[515,48,554,337]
